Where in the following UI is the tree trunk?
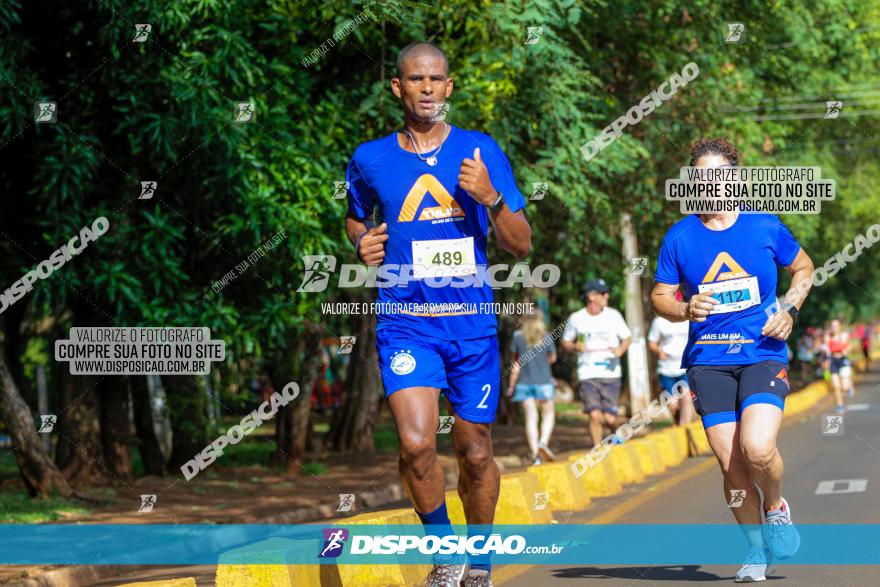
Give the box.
[2,301,33,407]
[54,371,112,486]
[130,375,166,476]
[268,360,292,470]
[328,313,381,452]
[0,346,72,497]
[163,374,209,471]
[98,376,134,482]
[271,322,323,472]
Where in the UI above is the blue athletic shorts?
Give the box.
[512,383,554,402]
[686,360,789,429]
[376,326,501,423]
[658,374,688,396]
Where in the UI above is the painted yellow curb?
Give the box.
[686,421,711,456]
[217,537,310,587]
[217,509,434,587]
[528,461,591,511]
[450,470,559,524]
[664,426,689,464]
[495,471,554,524]
[630,438,667,475]
[567,452,622,497]
[339,509,431,587]
[445,489,467,525]
[597,452,623,495]
[118,580,196,587]
[646,431,677,468]
[609,443,645,484]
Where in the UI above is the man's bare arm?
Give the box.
[489,206,531,259]
[345,212,387,266]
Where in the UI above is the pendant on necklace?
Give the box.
[426,156,438,166]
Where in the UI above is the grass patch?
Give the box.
[0,450,19,479]
[300,461,327,476]
[221,441,275,468]
[554,402,582,415]
[0,490,91,524]
[373,424,399,453]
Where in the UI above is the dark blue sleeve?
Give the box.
[774,219,801,267]
[345,154,375,219]
[654,235,680,285]
[473,134,526,213]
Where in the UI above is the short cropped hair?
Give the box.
[396,42,448,77]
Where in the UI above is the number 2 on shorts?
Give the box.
[477,383,491,409]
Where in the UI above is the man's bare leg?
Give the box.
[603,411,619,435]
[388,387,445,513]
[452,415,500,525]
[588,409,604,447]
[452,412,499,575]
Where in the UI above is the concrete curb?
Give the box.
[528,462,590,511]
[118,579,196,587]
[19,361,863,587]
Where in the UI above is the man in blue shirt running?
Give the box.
[652,138,815,583]
[345,42,531,587]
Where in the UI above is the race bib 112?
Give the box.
[698,276,760,314]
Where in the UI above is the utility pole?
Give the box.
[621,213,651,414]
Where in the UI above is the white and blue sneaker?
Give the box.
[425,561,467,587]
[764,496,801,559]
[735,546,774,582]
[462,569,494,586]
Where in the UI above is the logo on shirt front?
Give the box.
[702,251,749,282]
[398,175,465,223]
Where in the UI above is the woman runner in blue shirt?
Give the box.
[651,138,815,582]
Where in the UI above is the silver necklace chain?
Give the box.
[403,121,448,164]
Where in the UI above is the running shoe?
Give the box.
[764,496,801,559]
[462,569,493,587]
[531,457,541,466]
[424,561,467,587]
[836,404,846,414]
[538,443,556,462]
[734,546,772,582]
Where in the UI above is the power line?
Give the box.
[730,109,880,121]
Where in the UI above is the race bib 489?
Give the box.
[411,237,477,279]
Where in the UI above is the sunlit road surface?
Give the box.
[72,370,880,586]
[501,369,880,586]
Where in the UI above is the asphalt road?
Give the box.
[52,369,880,587]
[502,368,880,586]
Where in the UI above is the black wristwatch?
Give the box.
[786,304,799,323]
[487,192,505,214]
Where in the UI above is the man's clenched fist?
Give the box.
[458,147,497,206]
[357,222,388,266]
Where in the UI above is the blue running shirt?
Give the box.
[654,214,801,367]
[346,126,526,339]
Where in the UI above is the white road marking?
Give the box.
[815,479,868,495]
[846,403,870,411]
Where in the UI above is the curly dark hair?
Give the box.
[689,137,740,166]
